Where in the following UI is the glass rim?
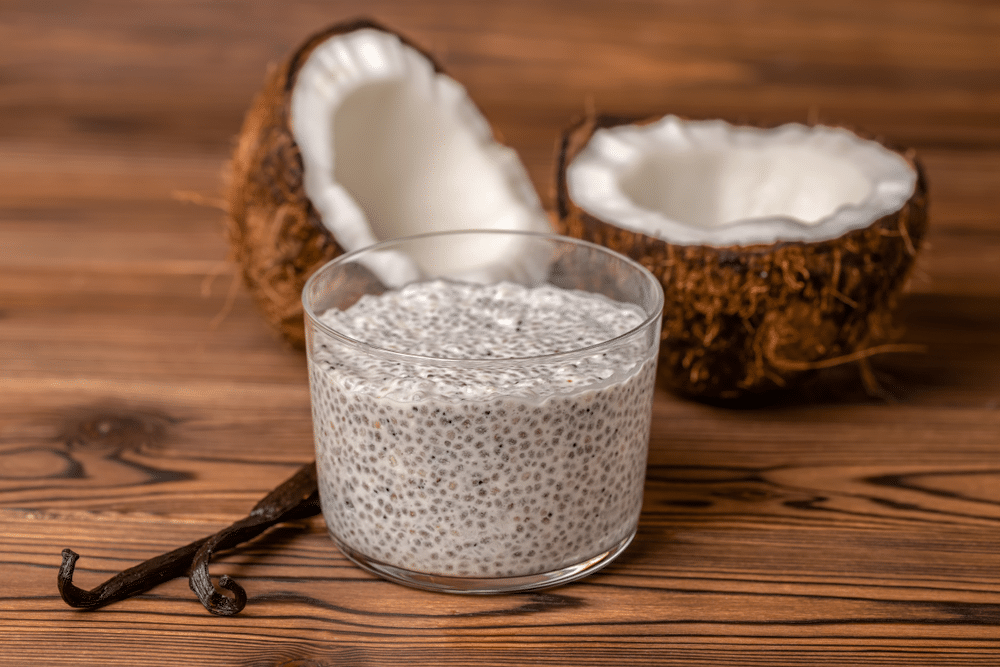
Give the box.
[301,229,664,367]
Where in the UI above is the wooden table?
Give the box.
[2,1,999,664]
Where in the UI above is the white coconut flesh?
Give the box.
[566,115,918,247]
[290,28,551,286]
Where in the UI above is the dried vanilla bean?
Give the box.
[58,461,321,613]
[188,462,321,615]
[59,539,208,609]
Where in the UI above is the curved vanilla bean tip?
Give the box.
[189,571,248,616]
[57,548,92,607]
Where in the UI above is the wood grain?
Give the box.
[2,0,1000,665]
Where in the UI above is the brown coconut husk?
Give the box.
[555,114,929,401]
[226,18,443,349]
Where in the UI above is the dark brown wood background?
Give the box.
[2,1,999,665]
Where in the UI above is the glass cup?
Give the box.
[303,230,663,594]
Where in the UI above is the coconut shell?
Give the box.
[226,19,444,349]
[555,114,929,400]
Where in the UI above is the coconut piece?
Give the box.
[227,18,551,347]
[556,114,928,400]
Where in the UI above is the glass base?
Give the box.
[330,531,636,594]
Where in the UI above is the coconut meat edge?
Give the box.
[289,28,552,285]
[566,115,917,247]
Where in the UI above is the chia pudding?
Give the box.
[307,279,657,581]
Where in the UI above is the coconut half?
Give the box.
[227,19,551,347]
[556,114,928,400]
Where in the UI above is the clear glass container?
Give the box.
[303,230,663,594]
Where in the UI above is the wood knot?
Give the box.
[59,406,175,453]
